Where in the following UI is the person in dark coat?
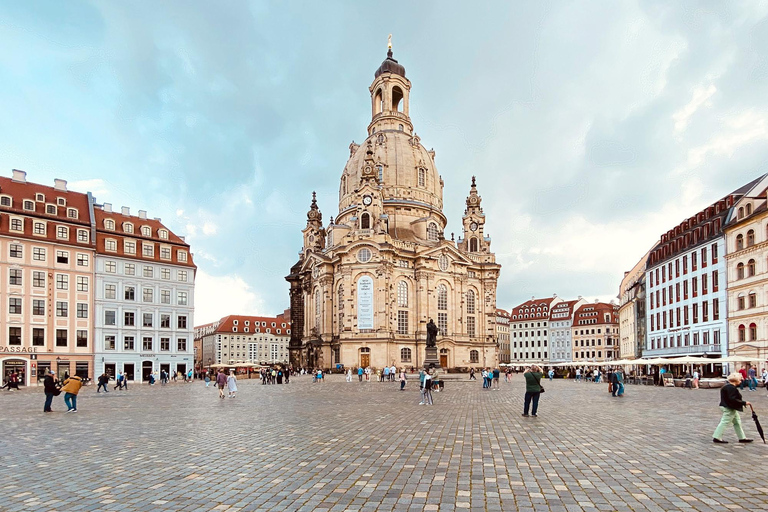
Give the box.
[43,369,58,412]
[97,373,109,393]
[713,372,753,444]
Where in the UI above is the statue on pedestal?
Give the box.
[426,319,438,348]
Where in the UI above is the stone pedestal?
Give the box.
[423,347,440,369]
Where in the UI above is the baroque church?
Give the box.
[286,44,501,370]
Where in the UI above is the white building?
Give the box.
[548,298,587,363]
[509,297,561,363]
[644,188,747,360]
[197,314,291,367]
[93,204,196,381]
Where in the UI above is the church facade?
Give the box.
[286,46,501,370]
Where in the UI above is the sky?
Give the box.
[2,1,768,324]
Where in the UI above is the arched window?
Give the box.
[739,324,746,342]
[427,222,439,241]
[738,207,744,219]
[747,203,753,215]
[377,165,383,182]
[737,262,745,279]
[418,168,426,187]
[748,259,756,277]
[738,294,746,310]
[750,323,758,340]
[337,285,344,332]
[749,292,757,308]
[736,234,744,250]
[361,212,370,230]
[397,281,408,307]
[374,88,383,114]
[341,175,347,195]
[437,285,448,310]
[469,237,478,252]
[398,124,404,131]
[469,350,479,363]
[392,86,403,111]
[314,289,321,331]
[748,229,755,247]
[400,348,412,362]
[466,290,476,314]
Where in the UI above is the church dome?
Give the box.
[374,49,406,78]
[338,129,442,214]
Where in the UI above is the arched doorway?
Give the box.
[439,349,449,369]
[360,347,370,368]
[1,358,28,387]
[142,361,154,381]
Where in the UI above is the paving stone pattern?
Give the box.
[1,375,768,511]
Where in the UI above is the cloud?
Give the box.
[673,84,717,134]
[193,269,266,324]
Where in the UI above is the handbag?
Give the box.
[53,388,61,396]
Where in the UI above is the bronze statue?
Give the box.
[426,319,438,348]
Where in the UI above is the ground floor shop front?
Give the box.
[1,352,93,386]
[94,354,194,382]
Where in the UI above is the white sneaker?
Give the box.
[418,402,424,405]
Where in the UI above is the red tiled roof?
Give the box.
[210,314,291,335]
[549,300,581,318]
[93,206,196,269]
[0,175,93,248]
[510,297,557,320]
[572,302,619,325]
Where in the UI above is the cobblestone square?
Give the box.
[2,376,768,512]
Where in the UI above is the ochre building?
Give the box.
[286,46,501,370]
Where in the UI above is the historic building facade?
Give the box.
[0,171,95,384]
[198,314,291,367]
[618,250,651,359]
[643,183,752,359]
[93,203,196,381]
[571,302,620,362]
[509,297,561,363]
[286,46,501,370]
[548,298,587,363]
[496,308,510,364]
[723,174,768,363]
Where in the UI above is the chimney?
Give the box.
[179,236,185,242]
[53,179,67,191]
[138,210,147,219]
[11,169,26,183]
[578,295,583,300]
[153,217,162,222]
[103,203,112,213]
[121,206,130,216]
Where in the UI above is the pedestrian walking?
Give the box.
[1,371,20,391]
[611,368,625,397]
[492,368,500,390]
[522,365,544,417]
[204,374,211,387]
[481,368,489,389]
[187,369,194,383]
[399,368,407,390]
[43,369,59,412]
[216,369,227,399]
[60,374,83,413]
[113,371,124,390]
[762,368,768,390]
[713,373,753,444]
[739,367,748,390]
[96,373,109,393]
[548,368,555,381]
[575,368,581,382]
[227,371,238,398]
[693,369,700,389]
[358,367,363,382]
[390,365,397,382]
[346,368,352,382]
[469,368,476,381]
[383,366,390,382]
[748,367,757,391]
[419,370,433,405]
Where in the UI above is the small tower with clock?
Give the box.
[458,176,490,254]
[302,191,325,253]
[355,141,385,234]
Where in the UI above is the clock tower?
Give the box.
[458,176,491,256]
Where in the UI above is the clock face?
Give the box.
[470,222,478,232]
[364,165,372,175]
[363,195,372,206]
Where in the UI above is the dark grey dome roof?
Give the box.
[374,49,406,78]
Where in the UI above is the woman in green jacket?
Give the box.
[522,365,544,417]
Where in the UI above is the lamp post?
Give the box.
[55,357,61,380]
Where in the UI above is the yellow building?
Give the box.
[618,249,651,359]
[286,45,501,370]
[724,174,768,363]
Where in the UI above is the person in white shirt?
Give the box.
[575,368,582,382]
[390,365,397,382]
[693,369,700,389]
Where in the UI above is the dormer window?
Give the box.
[67,208,78,219]
[245,321,250,326]
[35,193,45,202]
[0,196,11,207]
[46,204,56,215]
[177,250,188,262]
[233,320,239,326]
[23,200,34,211]
[105,219,115,230]
[57,198,66,206]
[159,229,168,240]
[123,222,133,234]
[141,226,152,237]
